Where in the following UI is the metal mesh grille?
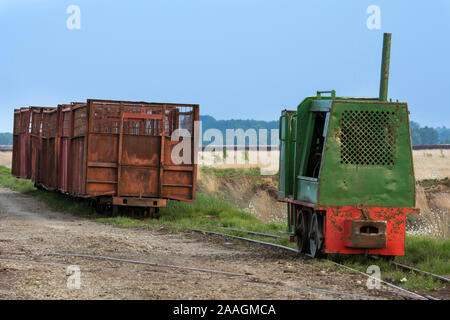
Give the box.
[42,111,58,138]
[90,103,194,137]
[31,112,42,135]
[340,110,397,166]
[73,108,87,137]
[20,110,29,133]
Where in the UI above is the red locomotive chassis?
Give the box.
[12,99,199,209]
[321,206,419,255]
[285,201,419,256]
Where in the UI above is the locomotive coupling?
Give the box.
[344,220,387,249]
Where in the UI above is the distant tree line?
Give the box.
[410,121,450,145]
[0,117,448,146]
[200,116,449,147]
[200,115,279,145]
[0,133,12,145]
[436,126,450,144]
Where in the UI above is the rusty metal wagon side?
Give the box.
[74,99,199,210]
[12,99,199,214]
[13,107,52,180]
[12,108,31,179]
[37,108,60,190]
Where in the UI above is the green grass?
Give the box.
[97,192,290,246]
[200,166,262,178]
[0,166,36,193]
[418,177,449,188]
[399,236,450,276]
[328,235,450,291]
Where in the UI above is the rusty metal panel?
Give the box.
[30,108,43,183]
[343,220,387,248]
[38,108,59,190]
[83,99,199,203]
[13,108,32,179]
[69,103,88,196]
[70,136,86,195]
[119,167,160,197]
[58,105,72,193]
[161,105,199,201]
[12,109,20,176]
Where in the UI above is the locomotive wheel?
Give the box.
[294,208,310,254]
[309,212,324,258]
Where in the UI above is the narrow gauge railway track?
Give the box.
[211,226,450,284]
[391,262,450,283]
[187,228,435,300]
[0,254,381,300]
[211,226,285,239]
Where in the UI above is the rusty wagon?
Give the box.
[12,99,199,215]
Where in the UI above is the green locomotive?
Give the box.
[278,33,418,257]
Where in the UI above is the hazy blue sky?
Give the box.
[1,0,449,132]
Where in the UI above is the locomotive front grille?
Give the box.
[340,110,398,166]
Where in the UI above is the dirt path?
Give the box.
[0,186,408,300]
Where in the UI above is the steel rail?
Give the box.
[1,255,381,300]
[391,261,450,283]
[211,226,286,239]
[188,228,299,253]
[188,228,431,300]
[322,259,428,300]
[46,252,247,277]
[139,266,381,300]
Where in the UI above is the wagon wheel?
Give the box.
[294,208,310,254]
[112,205,119,217]
[309,212,324,258]
[380,255,395,261]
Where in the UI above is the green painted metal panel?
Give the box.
[278,112,288,198]
[279,94,415,208]
[278,110,296,198]
[318,100,415,208]
[291,96,330,203]
[310,99,333,112]
[297,177,319,203]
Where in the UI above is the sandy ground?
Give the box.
[0,152,11,168]
[199,149,450,179]
[412,149,450,180]
[0,185,409,300]
[197,171,286,223]
[412,181,450,238]
[2,149,449,179]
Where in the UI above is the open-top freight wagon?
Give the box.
[278,33,418,258]
[12,106,53,180]
[13,99,199,215]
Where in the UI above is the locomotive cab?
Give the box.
[278,33,419,257]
